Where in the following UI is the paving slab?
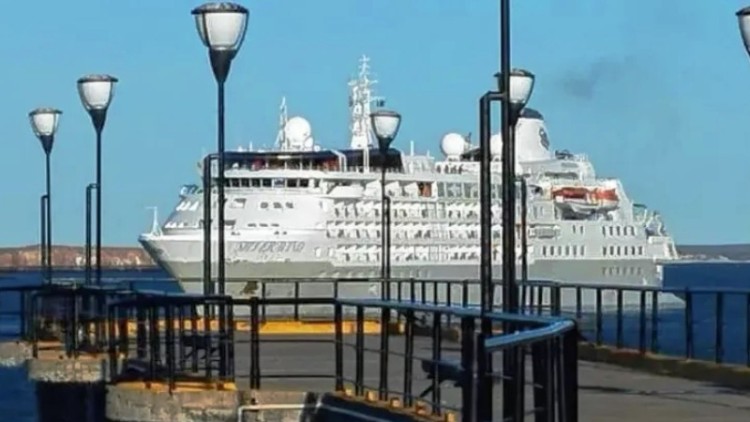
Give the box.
[231,333,750,421]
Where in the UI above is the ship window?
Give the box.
[224,220,236,228]
[300,179,310,188]
[273,202,282,209]
[251,179,261,187]
[260,223,268,228]
[260,202,269,209]
[262,179,272,187]
[247,223,256,228]
[285,202,294,209]
[241,178,249,187]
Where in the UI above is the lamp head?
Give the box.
[77,74,118,112]
[370,109,402,153]
[29,107,62,154]
[192,2,249,53]
[737,7,750,59]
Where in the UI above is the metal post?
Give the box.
[40,194,47,283]
[216,82,226,296]
[499,0,519,418]
[45,152,52,283]
[202,155,212,296]
[85,183,96,285]
[380,163,390,298]
[95,128,103,285]
[520,176,528,285]
[478,91,496,422]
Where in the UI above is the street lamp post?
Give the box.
[77,74,118,285]
[192,2,249,296]
[477,68,535,422]
[370,108,402,401]
[29,107,62,284]
[370,109,402,294]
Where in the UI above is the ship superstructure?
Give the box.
[139,55,680,308]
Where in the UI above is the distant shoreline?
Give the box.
[0,265,159,272]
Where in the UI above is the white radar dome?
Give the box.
[490,133,503,159]
[284,116,312,148]
[440,133,466,159]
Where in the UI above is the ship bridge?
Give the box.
[204,148,404,178]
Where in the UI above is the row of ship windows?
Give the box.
[539,245,586,257]
[602,225,637,237]
[603,266,643,276]
[220,178,319,189]
[329,250,514,263]
[602,245,644,256]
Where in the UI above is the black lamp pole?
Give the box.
[29,107,62,285]
[39,194,47,282]
[77,74,118,286]
[85,183,97,285]
[370,108,402,402]
[192,2,249,297]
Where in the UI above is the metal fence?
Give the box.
[6,276,750,421]
[97,289,578,421]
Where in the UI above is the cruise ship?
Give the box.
[139,55,682,311]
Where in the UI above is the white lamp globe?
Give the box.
[509,68,535,106]
[77,74,118,111]
[29,107,62,138]
[192,2,249,52]
[370,109,402,152]
[737,7,750,58]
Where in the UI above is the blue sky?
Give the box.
[1,0,749,246]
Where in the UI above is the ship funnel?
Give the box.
[515,108,553,162]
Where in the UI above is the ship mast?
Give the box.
[275,96,289,150]
[349,55,385,150]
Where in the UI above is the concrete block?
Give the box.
[106,383,241,422]
[27,356,107,383]
[0,341,32,367]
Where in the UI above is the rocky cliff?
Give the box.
[0,245,156,269]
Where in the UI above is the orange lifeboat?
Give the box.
[551,186,619,213]
[592,188,619,209]
[551,187,589,200]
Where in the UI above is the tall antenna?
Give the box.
[349,55,386,150]
[275,96,289,150]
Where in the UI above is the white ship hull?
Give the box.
[142,236,683,316]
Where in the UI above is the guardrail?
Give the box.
[522,280,750,365]
[102,291,578,421]
[3,276,748,368]
[0,283,137,357]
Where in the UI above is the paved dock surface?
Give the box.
[230,334,750,421]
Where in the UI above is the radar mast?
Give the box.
[349,55,385,150]
[275,96,289,150]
